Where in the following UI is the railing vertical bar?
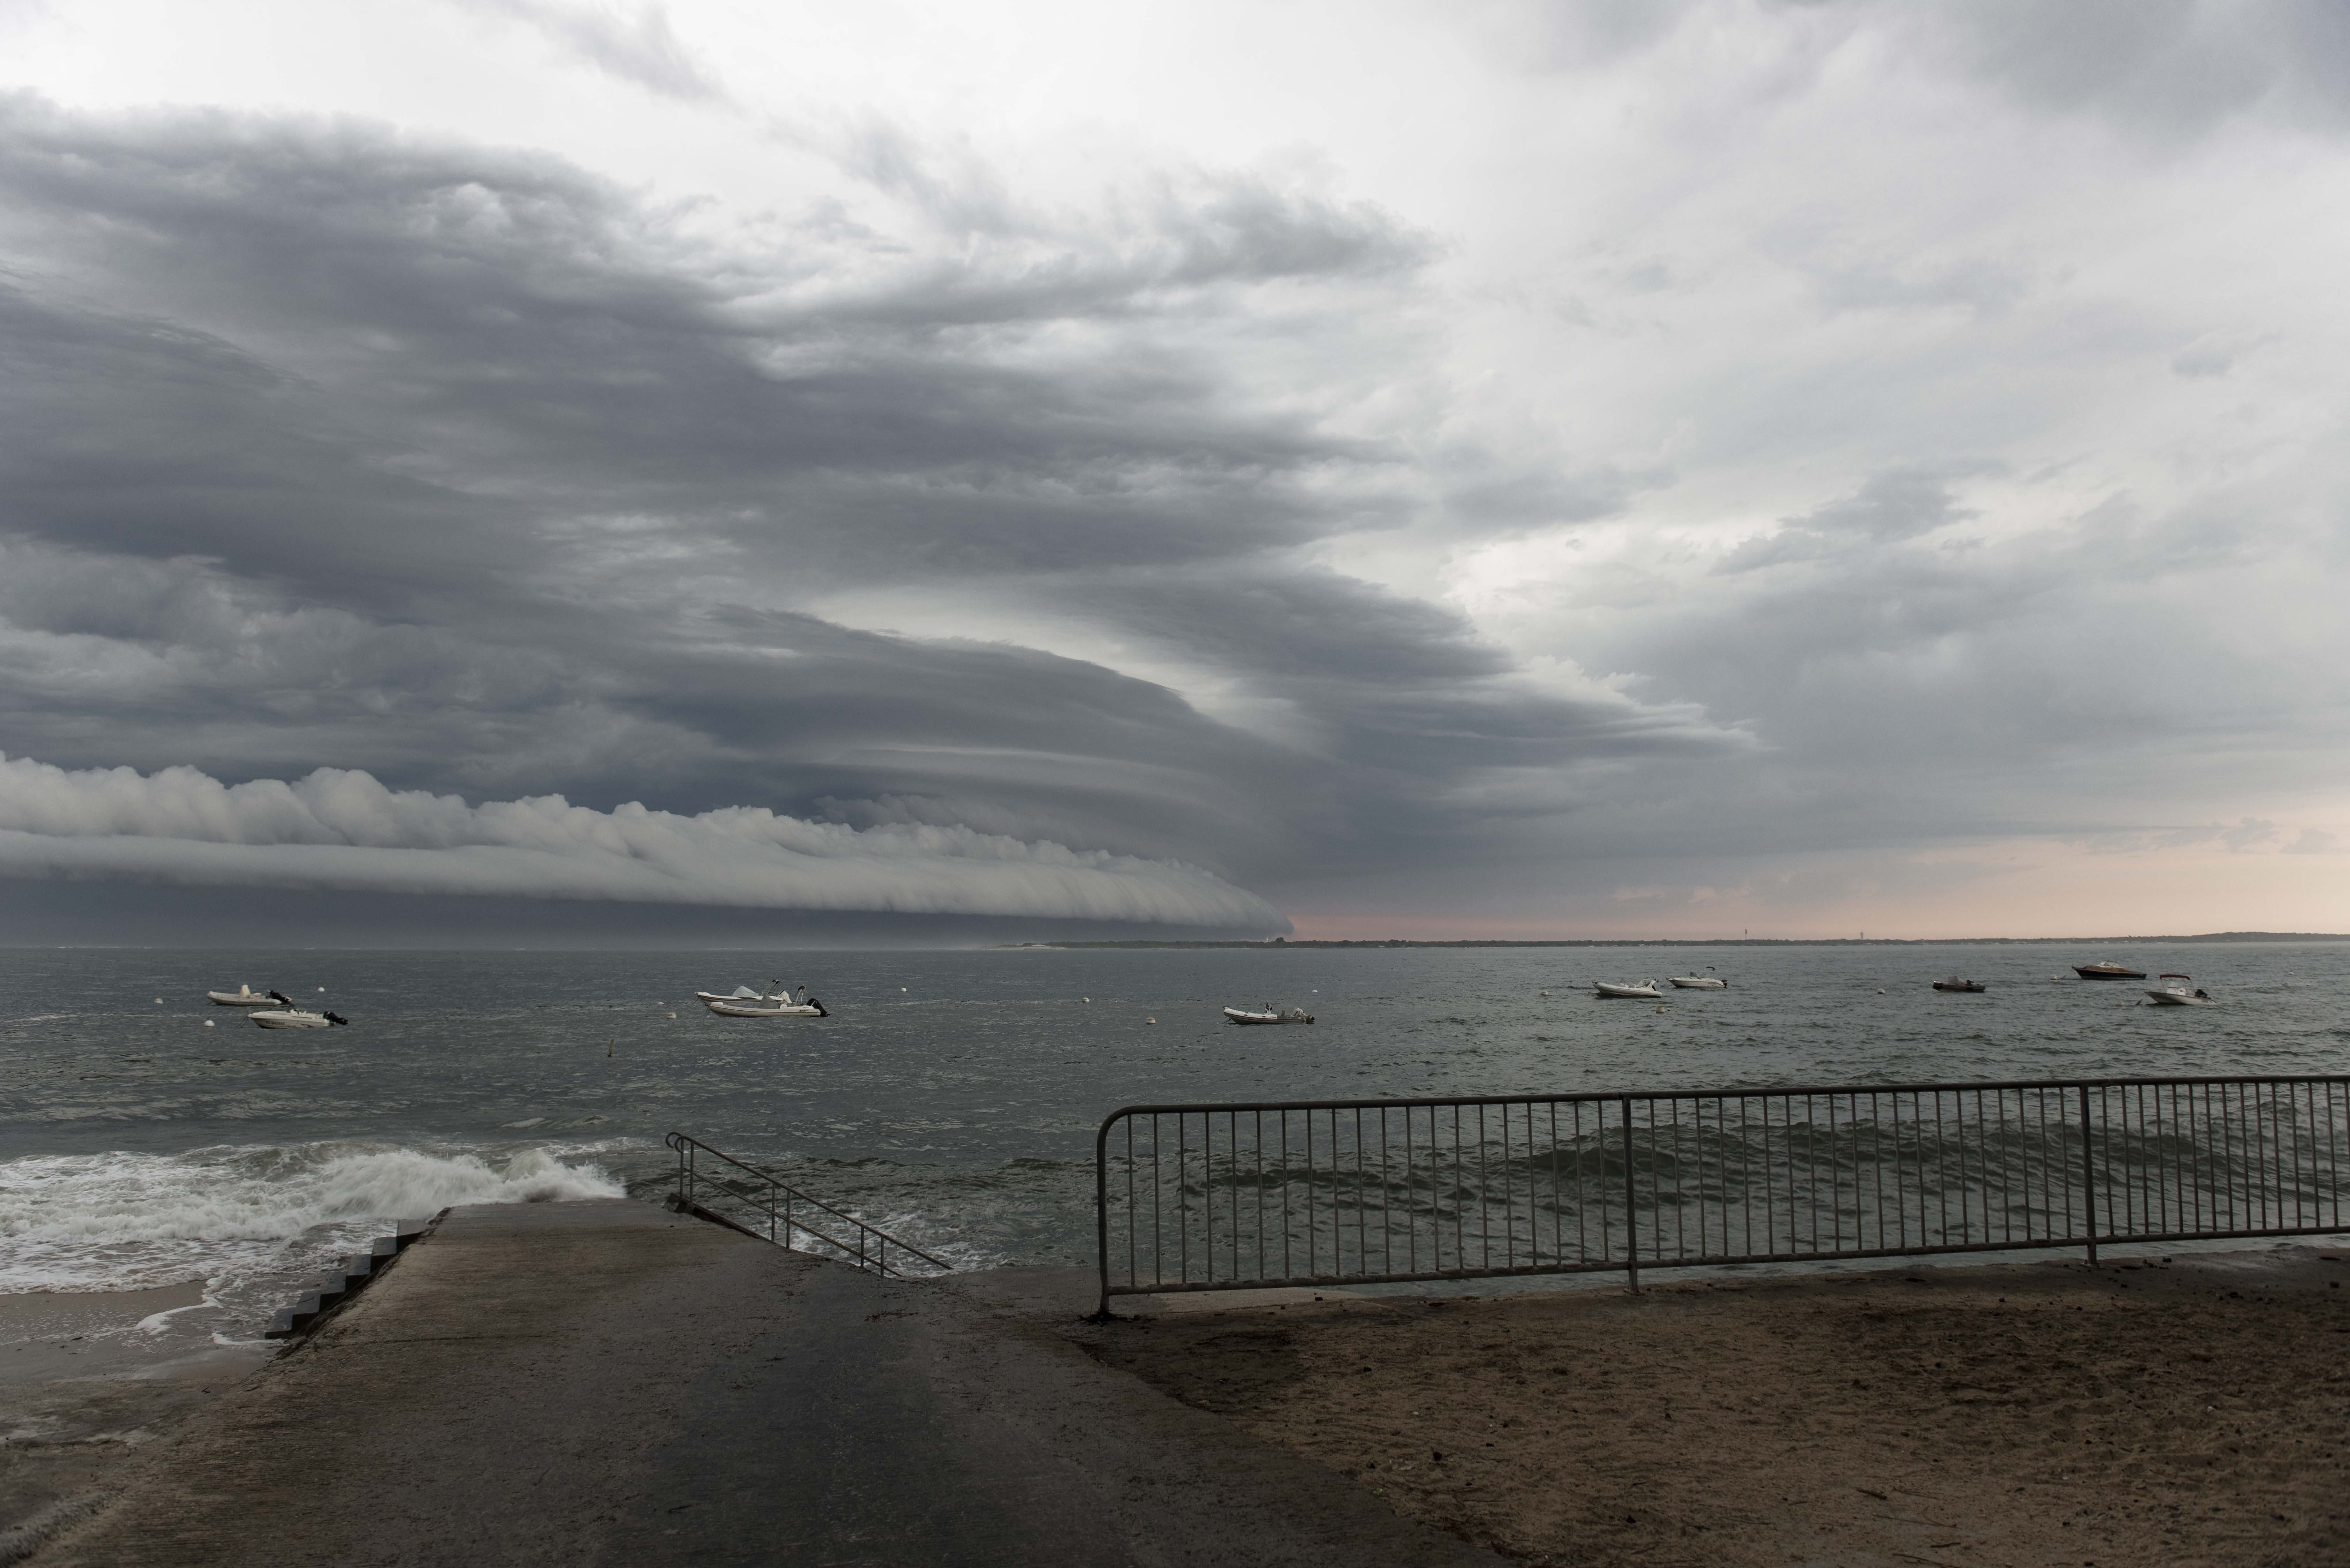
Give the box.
[2079,1084,2098,1264]
[1252,1109,1266,1285]
[1404,1106,1418,1276]
[1621,1096,1640,1293]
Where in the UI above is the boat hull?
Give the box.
[1593,984,1663,999]
[1223,1008,1313,1025]
[251,1010,335,1029]
[1932,982,1986,993]
[2073,965,2147,980]
[1666,977,1726,989]
[701,999,825,1017]
[207,991,275,1006]
[2145,989,2212,1006]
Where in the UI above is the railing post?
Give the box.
[1621,1096,1641,1295]
[2079,1083,2098,1267]
[1093,1114,1116,1319]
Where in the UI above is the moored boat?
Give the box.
[2145,974,2213,1006]
[1667,974,1727,989]
[208,985,289,1007]
[697,983,828,1018]
[1594,980,1664,999]
[252,1008,348,1029]
[2073,961,2147,980]
[1931,977,1987,993]
[1224,1005,1314,1025]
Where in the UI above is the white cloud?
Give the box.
[0,753,1286,930]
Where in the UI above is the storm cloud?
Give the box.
[0,0,2345,938]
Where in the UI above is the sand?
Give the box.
[0,1284,270,1552]
[1082,1247,2350,1568]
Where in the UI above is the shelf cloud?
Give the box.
[0,755,1287,931]
[1,2,2346,937]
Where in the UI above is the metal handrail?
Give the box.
[666,1132,953,1278]
[1094,1074,2350,1314]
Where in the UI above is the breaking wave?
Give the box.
[0,1141,627,1295]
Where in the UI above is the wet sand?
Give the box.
[1084,1247,2350,1567]
[0,1284,270,1551]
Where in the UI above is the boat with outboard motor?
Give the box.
[1224,1005,1314,1025]
[2074,961,2147,980]
[1932,977,1987,993]
[2145,974,2214,1006]
[696,983,828,1018]
[252,1008,348,1029]
[1667,974,1726,989]
[208,985,289,1007]
[1594,980,1664,999]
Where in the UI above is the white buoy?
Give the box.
[1540,990,1550,997]
[1082,996,1090,1003]
[203,1019,216,1027]
[901,986,908,992]
[665,1012,677,1020]
[317,987,326,993]
[154,998,163,1005]
[1145,1017,1157,1025]
[1876,989,1885,995]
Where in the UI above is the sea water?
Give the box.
[4,941,2344,1361]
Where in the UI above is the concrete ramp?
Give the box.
[34,1199,1497,1567]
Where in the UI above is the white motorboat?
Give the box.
[2145,974,2213,1006]
[208,985,289,1007]
[1224,1005,1314,1025]
[251,1008,348,1029]
[1593,980,1664,999]
[696,983,828,1018]
[2074,961,2147,980]
[1667,975,1726,989]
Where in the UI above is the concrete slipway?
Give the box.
[27,1200,1500,1567]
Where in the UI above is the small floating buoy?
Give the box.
[901,986,908,992]
[154,998,163,1005]
[665,1011,677,1020]
[317,987,326,993]
[1145,1017,1157,1025]
[1876,989,1885,995]
[203,1019,216,1027]
[1082,996,1090,1003]
[608,1039,614,1057]
[1539,990,1549,997]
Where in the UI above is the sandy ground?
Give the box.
[1082,1247,2350,1568]
[0,1285,270,1552]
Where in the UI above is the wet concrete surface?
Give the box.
[24,1200,1498,1566]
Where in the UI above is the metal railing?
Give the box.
[667,1132,953,1279]
[1093,1075,2350,1312]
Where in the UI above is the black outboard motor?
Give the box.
[269,990,294,1006]
[808,998,828,1017]
[324,1011,349,1026]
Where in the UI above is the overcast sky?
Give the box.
[0,0,2345,941]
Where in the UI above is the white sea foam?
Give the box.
[0,1142,627,1296]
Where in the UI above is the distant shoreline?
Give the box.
[1017,930,2350,949]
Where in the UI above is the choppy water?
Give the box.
[4,940,2344,1359]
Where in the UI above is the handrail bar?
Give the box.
[666,1132,954,1275]
[1097,1072,2350,1122]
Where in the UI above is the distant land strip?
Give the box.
[1017,931,2350,949]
